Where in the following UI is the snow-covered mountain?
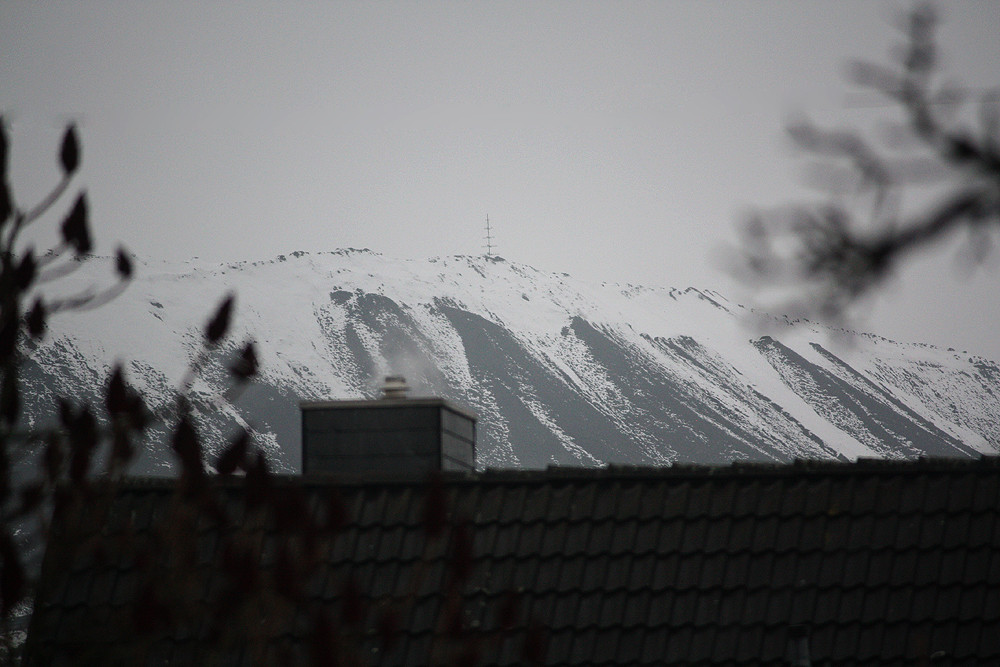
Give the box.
[21,249,1000,473]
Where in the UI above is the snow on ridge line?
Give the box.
[25,247,1000,465]
[45,249,985,374]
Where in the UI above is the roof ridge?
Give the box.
[106,455,1000,491]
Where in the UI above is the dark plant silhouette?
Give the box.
[0,116,262,659]
[0,118,132,619]
[1,119,535,666]
[730,4,999,321]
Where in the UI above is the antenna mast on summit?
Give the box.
[484,214,495,257]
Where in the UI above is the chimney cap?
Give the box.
[381,375,409,400]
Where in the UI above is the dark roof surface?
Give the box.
[26,457,1000,666]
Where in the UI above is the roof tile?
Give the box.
[745,553,774,589]
[592,627,622,663]
[598,591,629,628]
[918,514,947,549]
[715,589,744,626]
[792,550,822,588]
[755,480,782,516]
[686,482,714,518]
[787,587,816,627]
[763,588,793,626]
[632,519,660,555]
[706,481,737,518]
[567,484,596,523]
[733,620,763,661]
[587,521,615,554]
[867,514,897,551]
[939,549,966,586]
[945,474,977,512]
[779,479,808,517]
[635,485,665,522]
[568,622,596,662]
[609,521,638,556]
[846,514,875,550]
[626,553,656,592]
[663,625,693,663]
[621,588,651,628]
[675,554,702,590]
[688,626,717,661]
[518,522,546,555]
[29,460,1000,666]
[962,546,991,586]
[914,549,943,586]
[563,521,592,556]
[697,552,727,590]
[923,475,951,513]
[703,518,730,554]
[812,588,840,625]
[934,585,963,623]
[721,552,750,590]
[897,474,927,514]
[758,625,786,661]
[731,480,760,518]
[864,548,893,586]
[967,512,994,548]
[656,520,683,554]
[831,623,862,662]
[749,516,778,553]
[770,552,797,589]
[979,619,1000,657]
[651,581,688,626]
[539,522,567,558]
[859,586,888,625]
[614,626,646,663]
[850,476,881,515]
[726,516,755,552]
[614,481,644,519]
[879,621,909,659]
[943,513,972,549]
[494,524,530,566]
[741,588,769,624]
[911,585,937,622]
[473,485,505,525]
[542,483,574,520]
[550,592,579,630]
[775,516,804,552]
[983,581,1000,622]
[522,485,553,524]
[971,475,1000,512]
[823,513,851,549]
[581,557,609,593]
[661,482,690,518]
[639,624,668,664]
[544,628,573,664]
[929,619,959,658]
[953,620,982,659]
[980,620,1000,657]
[841,550,869,587]
[555,555,586,593]
[605,555,632,590]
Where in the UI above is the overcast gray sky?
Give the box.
[2,1,999,359]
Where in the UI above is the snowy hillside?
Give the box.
[23,249,1000,473]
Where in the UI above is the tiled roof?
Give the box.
[25,457,1000,665]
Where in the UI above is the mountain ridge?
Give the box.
[23,249,1000,474]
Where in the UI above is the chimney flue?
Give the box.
[381,375,409,400]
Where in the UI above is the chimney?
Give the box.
[300,376,476,476]
[380,375,409,400]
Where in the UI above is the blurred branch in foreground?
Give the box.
[727,4,999,322]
